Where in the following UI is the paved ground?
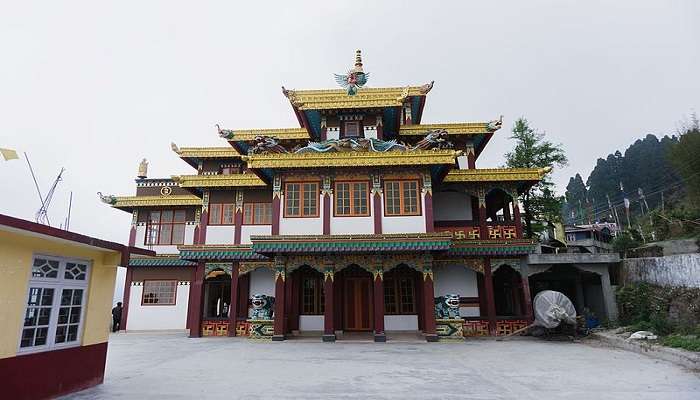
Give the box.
[62,333,700,400]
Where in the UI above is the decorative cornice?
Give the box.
[286,86,427,110]
[220,128,309,141]
[243,149,460,169]
[443,168,550,183]
[172,174,267,188]
[111,195,201,209]
[174,147,241,158]
[399,123,492,136]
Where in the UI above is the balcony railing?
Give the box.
[434,225,519,240]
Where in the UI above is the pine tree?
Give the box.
[505,118,568,238]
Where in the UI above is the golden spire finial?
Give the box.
[353,49,364,73]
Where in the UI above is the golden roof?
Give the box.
[223,128,309,141]
[174,146,240,158]
[172,173,267,188]
[242,149,460,169]
[443,167,550,183]
[111,195,201,209]
[399,123,491,136]
[284,86,428,110]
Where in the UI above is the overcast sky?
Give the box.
[2,0,698,246]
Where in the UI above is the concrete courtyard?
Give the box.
[61,333,699,400]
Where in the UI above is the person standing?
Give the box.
[111,302,123,332]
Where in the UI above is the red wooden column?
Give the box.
[187,261,206,338]
[422,260,438,342]
[322,177,331,235]
[120,266,134,331]
[503,198,512,222]
[128,210,138,246]
[467,146,476,169]
[198,191,210,244]
[483,257,497,336]
[373,266,386,342]
[272,257,286,341]
[272,176,281,235]
[478,202,488,240]
[233,190,243,244]
[322,264,336,342]
[228,262,240,337]
[513,199,523,239]
[423,174,434,233]
[372,176,382,234]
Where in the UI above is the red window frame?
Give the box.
[284,182,319,218]
[208,203,235,225]
[145,209,187,245]
[334,181,370,217]
[243,203,272,225]
[384,180,421,216]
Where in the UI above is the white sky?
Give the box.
[1,0,698,247]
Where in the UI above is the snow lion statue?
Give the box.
[434,294,461,319]
[250,294,275,320]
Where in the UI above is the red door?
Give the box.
[344,277,373,331]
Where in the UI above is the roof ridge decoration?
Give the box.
[171,143,241,157]
[216,125,309,141]
[334,49,370,96]
[247,130,453,155]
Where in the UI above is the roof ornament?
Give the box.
[486,115,503,132]
[334,50,370,96]
[412,130,454,151]
[171,142,180,154]
[97,192,117,205]
[249,136,289,155]
[281,86,303,107]
[216,124,235,139]
[419,80,434,95]
[137,158,148,179]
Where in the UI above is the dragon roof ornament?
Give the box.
[486,115,503,132]
[246,130,453,155]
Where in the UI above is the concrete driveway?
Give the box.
[61,333,700,400]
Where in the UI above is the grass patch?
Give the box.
[660,335,700,352]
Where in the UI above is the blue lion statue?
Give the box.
[249,294,275,320]
[434,294,461,319]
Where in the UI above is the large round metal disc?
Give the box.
[533,290,577,329]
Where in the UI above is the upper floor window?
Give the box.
[20,255,89,352]
[243,203,272,225]
[220,164,242,175]
[146,210,186,245]
[342,121,361,138]
[335,181,369,216]
[384,180,421,216]
[142,280,177,305]
[284,182,318,217]
[209,203,235,225]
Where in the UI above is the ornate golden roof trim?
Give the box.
[399,123,491,136]
[288,86,426,110]
[224,128,309,141]
[443,168,550,183]
[172,174,267,188]
[174,147,240,158]
[112,195,201,208]
[243,150,460,168]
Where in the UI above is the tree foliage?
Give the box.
[668,114,700,204]
[505,118,568,237]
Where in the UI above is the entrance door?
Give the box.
[344,277,373,331]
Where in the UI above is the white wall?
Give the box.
[127,283,189,331]
[434,264,478,297]
[457,155,469,169]
[241,225,271,244]
[330,193,374,234]
[299,315,324,331]
[205,225,235,244]
[327,127,340,140]
[385,315,418,331]
[279,194,323,235]
[134,224,195,254]
[433,191,472,221]
[381,193,426,234]
[433,264,480,317]
[363,126,378,139]
[249,268,274,297]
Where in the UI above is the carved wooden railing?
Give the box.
[435,225,519,240]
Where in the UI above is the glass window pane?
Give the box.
[161,210,174,223]
[243,204,253,224]
[159,223,172,245]
[35,327,48,346]
[173,210,186,223]
[32,258,59,278]
[209,204,222,225]
[285,184,300,216]
[149,211,161,223]
[20,329,35,348]
[222,204,235,224]
[171,224,185,245]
